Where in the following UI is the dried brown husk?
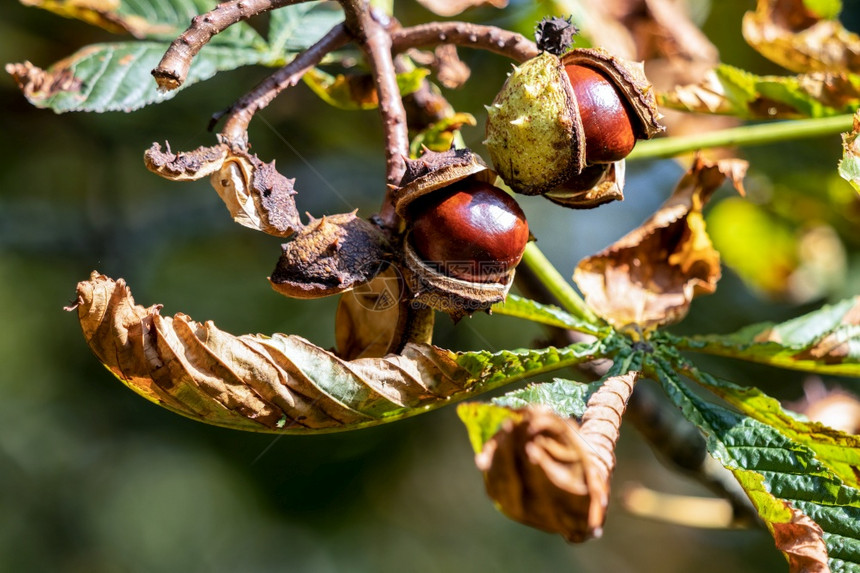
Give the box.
[574,154,747,331]
[401,241,513,321]
[335,267,435,360]
[145,142,302,237]
[544,160,625,209]
[393,147,495,216]
[270,211,390,299]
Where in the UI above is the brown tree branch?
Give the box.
[214,23,350,147]
[340,1,409,229]
[152,0,309,90]
[391,22,539,64]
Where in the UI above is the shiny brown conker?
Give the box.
[564,64,636,165]
[409,178,529,283]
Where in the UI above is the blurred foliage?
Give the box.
[4,0,860,571]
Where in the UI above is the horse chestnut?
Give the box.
[409,179,529,283]
[564,64,636,165]
[485,48,664,203]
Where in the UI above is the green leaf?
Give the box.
[492,378,601,418]
[303,67,429,110]
[649,356,859,569]
[10,42,271,113]
[457,402,521,454]
[491,346,641,417]
[24,0,266,46]
[678,358,860,489]
[455,337,613,388]
[490,294,610,336]
[267,2,344,58]
[673,297,860,376]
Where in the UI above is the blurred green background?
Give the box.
[2,1,859,571]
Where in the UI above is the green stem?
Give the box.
[628,114,854,161]
[520,242,600,324]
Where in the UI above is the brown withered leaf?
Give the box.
[475,406,607,542]
[68,272,475,433]
[574,155,747,331]
[414,0,507,17]
[743,0,860,73]
[335,268,435,360]
[22,0,172,38]
[145,142,302,237]
[6,61,82,101]
[270,212,390,299]
[771,502,830,572]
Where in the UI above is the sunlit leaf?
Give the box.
[70,273,608,433]
[678,362,860,489]
[22,0,266,45]
[492,378,602,418]
[675,297,860,376]
[7,42,271,113]
[659,64,860,119]
[489,293,609,336]
[650,356,856,570]
[303,67,430,110]
[573,155,746,331]
[743,0,860,73]
[409,112,477,156]
[458,402,521,454]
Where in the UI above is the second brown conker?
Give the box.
[409,178,529,283]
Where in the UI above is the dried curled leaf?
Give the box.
[145,143,302,237]
[743,0,860,73]
[6,61,82,103]
[463,371,639,542]
[839,109,860,192]
[269,212,390,299]
[472,406,607,542]
[69,273,606,433]
[574,155,747,331]
[69,272,475,433]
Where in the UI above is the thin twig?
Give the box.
[215,23,350,147]
[340,1,409,229]
[153,0,309,90]
[391,22,539,64]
